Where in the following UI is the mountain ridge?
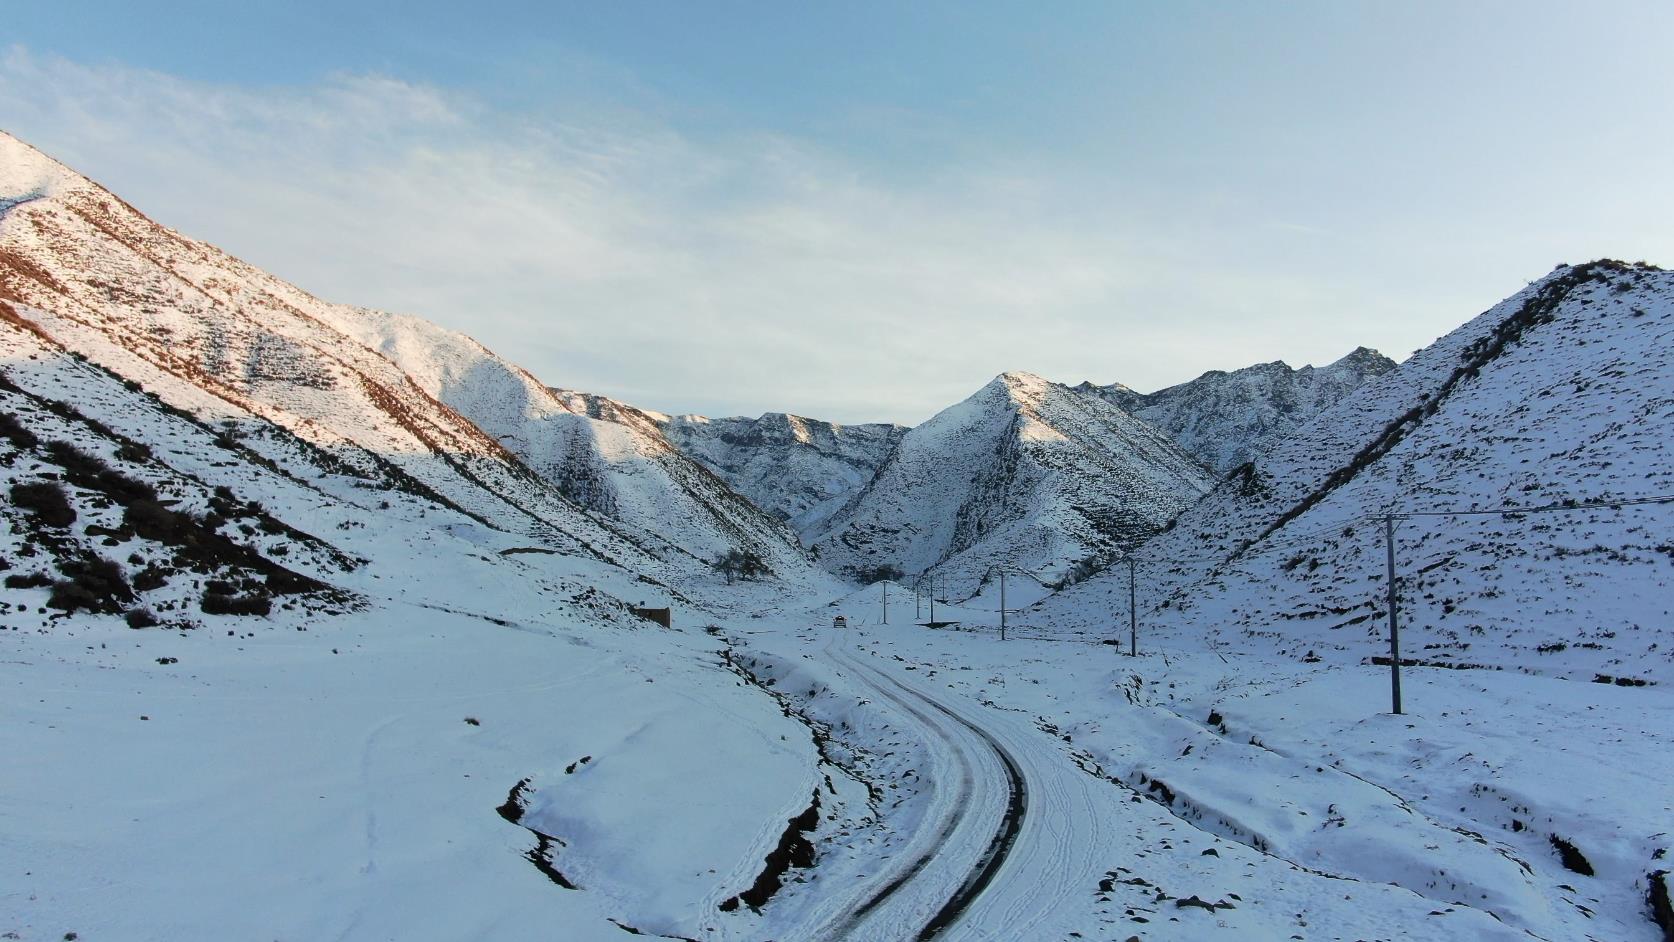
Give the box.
[0,129,813,589]
[809,369,1215,587]
[658,409,907,538]
[1040,259,1674,683]
[1077,346,1397,474]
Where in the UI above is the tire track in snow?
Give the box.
[814,630,1029,941]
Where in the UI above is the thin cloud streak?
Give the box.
[0,47,1605,425]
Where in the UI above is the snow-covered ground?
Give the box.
[10,563,1668,941]
[3,591,834,941]
[753,588,1672,941]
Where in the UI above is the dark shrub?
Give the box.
[48,581,102,612]
[10,481,76,527]
[714,549,770,584]
[43,441,156,504]
[96,471,156,505]
[131,565,169,591]
[43,440,109,479]
[115,440,152,463]
[125,607,160,628]
[264,569,324,595]
[201,591,272,616]
[123,499,188,542]
[49,555,134,614]
[5,571,53,589]
[853,564,903,583]
[0,411,37,449]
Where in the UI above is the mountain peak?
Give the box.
[812,367,1214,583]
[1326,346,1394,371]
[987,370,1057,404]
[994,369,1049,386]
[0,131,90,202]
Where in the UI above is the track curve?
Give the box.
[809,629,1030,941]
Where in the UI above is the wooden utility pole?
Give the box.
[928,574,936,625]
[881,581,888,625]
[1383,514,1404,715]
[1127,556,1138,656]
[915,577,922,620]
[999,569,1007,641]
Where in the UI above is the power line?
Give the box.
[924,492,1674,668]
[1388,493,1674,518]
[1126,492,1674,567]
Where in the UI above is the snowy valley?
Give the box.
[4,129,1672,942]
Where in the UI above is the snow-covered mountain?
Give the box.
[0,131,810,587]
[336,311,811,579]
[658,411,906,538]
[1,128,843,941]
[0,297,843,939]
[810,371,1215,587]
[1042,260,1674,685]
[1078,347,1396,473]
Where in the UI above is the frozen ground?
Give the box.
[2,588,827,942]
[7,568,1670,941]
[739,584,1673,940]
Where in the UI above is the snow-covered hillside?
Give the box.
[0,131,809,588]
[659,411,906,537]
[0,292,849,939]
[336,310,812,580]
[1042,260,1674,686]
[811,371,1214,587]
[919,261,1674,942]
[0,132,848,940]
[1079,347,1396,473]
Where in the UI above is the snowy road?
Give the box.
[794,626,1114,942]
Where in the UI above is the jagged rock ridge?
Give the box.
[1078,347,1396,474]
[658,411,906,539]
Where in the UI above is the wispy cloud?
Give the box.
[0,46,1535,423]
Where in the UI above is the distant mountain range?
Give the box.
[656,357,1398,587]
[1076,347,1396,474]
[658,411,906,539]
[11,125,1579,625]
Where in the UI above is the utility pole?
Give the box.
[1383,514,1404,715]
[1127,556,1138,657]
[928,574,936,625]
[881,580,888,625]
[915,577,922,621]
[999,569,1007,642]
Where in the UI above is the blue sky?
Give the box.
[5,2,1672,422]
